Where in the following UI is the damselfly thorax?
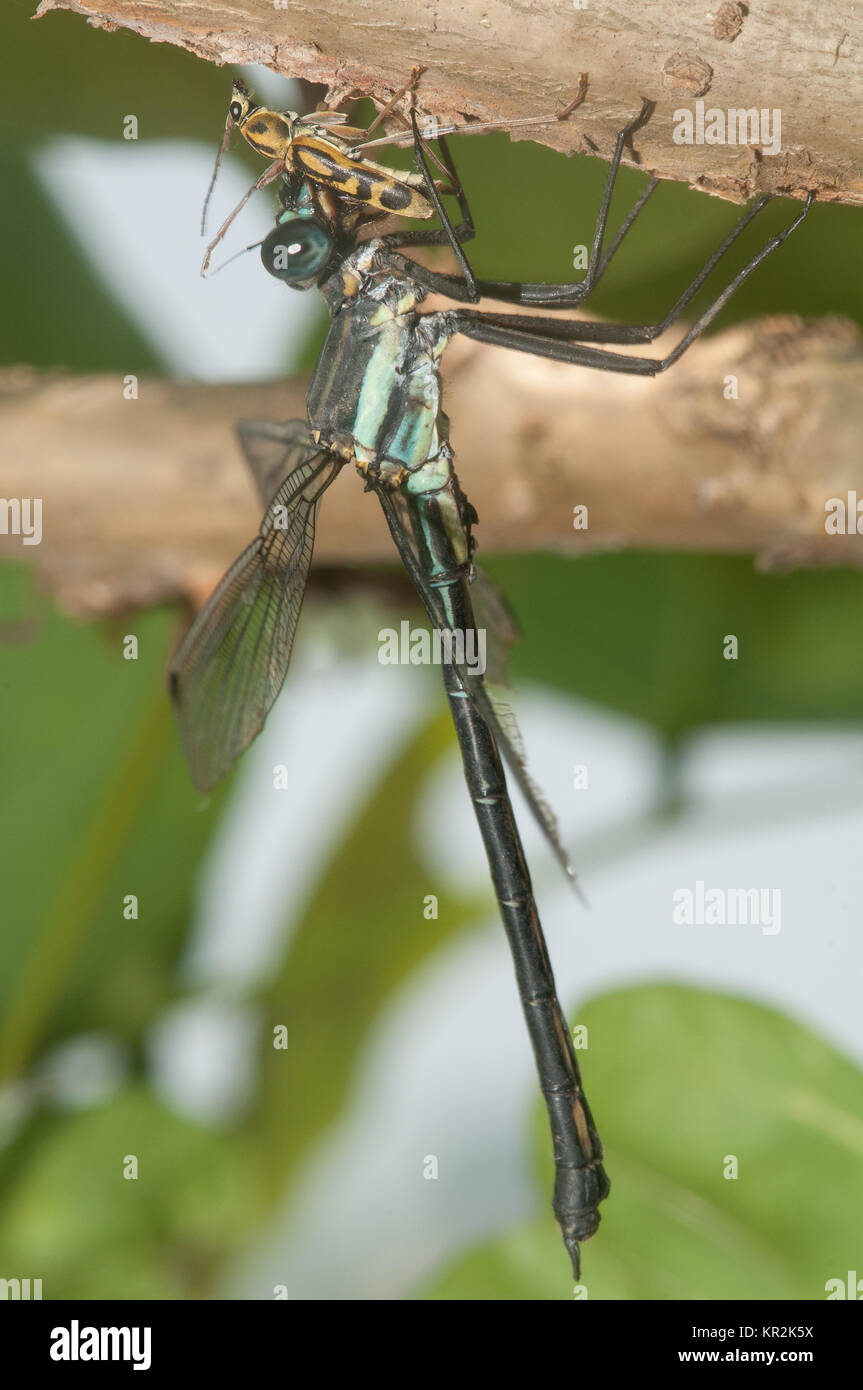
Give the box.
[306,239,452,485]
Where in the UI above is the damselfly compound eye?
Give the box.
[261,217,332,283]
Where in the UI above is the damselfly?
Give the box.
[170,91,813,1278]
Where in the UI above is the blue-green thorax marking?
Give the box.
[306,239,469,575]
[308,240,451,476]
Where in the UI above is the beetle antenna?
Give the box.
[201,115,235,237]
[205,235,266,278]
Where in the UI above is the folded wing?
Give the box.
[169,424,342,791]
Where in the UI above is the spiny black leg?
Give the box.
[383,183,653,306]
[430,132,475,241]
[575,98,653,300]
[382,226,475,255]
[381,133,477,254]
[385,169,660,310]
[387,102,660,309]
[391,179,761,314]
[586,177,659,292]
[406,109,480,300]
[450,193,814,374]
[449,194,776,344]
[452,319,664,376]
[655,191,814,370]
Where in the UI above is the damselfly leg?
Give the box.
[396,76,590,300]
[448,193,813,374]
[389,98,813,350]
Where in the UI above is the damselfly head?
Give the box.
[260,212,333,288]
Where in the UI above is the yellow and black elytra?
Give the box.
[229,80,434,218]
[200,77,441,274]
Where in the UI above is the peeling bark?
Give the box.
[34,0,863,205]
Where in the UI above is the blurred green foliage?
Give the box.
[1,0,861,1300]
[424,987,863,1299]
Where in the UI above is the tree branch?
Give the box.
[3,316,862,617]
[36,0,863,205]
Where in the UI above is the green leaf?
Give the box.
[0,1088,260,1299]
[0,569,226,1080]
[421,985,863,1299]
[480,552,863,734]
